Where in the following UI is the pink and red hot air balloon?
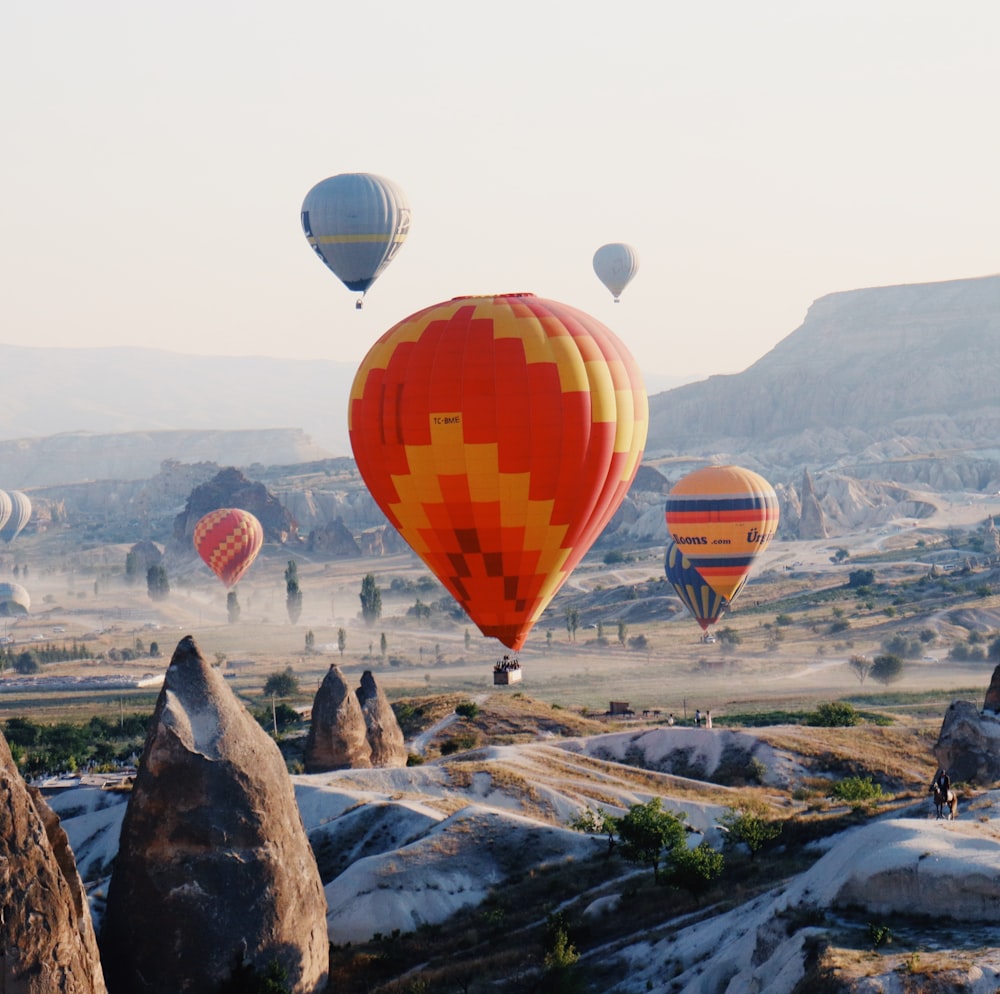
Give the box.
[193,508,263,588]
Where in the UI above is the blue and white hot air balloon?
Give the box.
[0,491,30,544]
[301,173,411,309]
[593,242,639,303]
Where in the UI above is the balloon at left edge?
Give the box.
[0,491,31,544]
[301,172,411,308]
[349,291,648,652]
[193,509,264,588]
[0,582,30,616]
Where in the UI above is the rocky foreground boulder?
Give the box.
[0,732,108,993]
[934,699,1000,786]
[100,636,328,994]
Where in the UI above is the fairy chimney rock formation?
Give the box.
[304,664,373,772]
[99,635,328,994]
[356,669,407,767]
[0,731,108,993]
[797,468,829,539]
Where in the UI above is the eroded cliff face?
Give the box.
[100,636,329,994]
[0,733,108,993]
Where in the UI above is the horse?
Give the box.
[930,779,958,820]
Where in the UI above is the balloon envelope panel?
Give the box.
[0,491,11,534]
[301,172,410,293]
[663,465,778,601]
[193,508,264,588]
[350,293,648,650]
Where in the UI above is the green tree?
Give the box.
[565,607,579,641]
[617,620,628,647]
[871,653,904,686]
[337,627,346,657]
[665,840,725,893]
[304,629,315,652]
[360,574,382,627]
[227,590,241,624]
[569,807,618,854]
[848,568,875,588]
[616,798,687,882]
[285,560,303,625]
[146,564,170,601]
[409,598,431,622]
[13,651,40,674]
[718,801,782,861]
[263,667,298,698]
[124,550,143,585]
[380,632,388,659]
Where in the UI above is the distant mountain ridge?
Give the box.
[0,344,357,456]
[647,273,1000,488]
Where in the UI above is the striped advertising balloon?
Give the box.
[663,465,779,601]
[193,508,264,588]
[664,539,746,631]
[349,292,648,651]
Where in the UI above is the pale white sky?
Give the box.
[3,1,998,382]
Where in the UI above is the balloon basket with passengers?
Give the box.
[493,655,522,686]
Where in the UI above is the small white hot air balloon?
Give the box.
[593,243,639,302]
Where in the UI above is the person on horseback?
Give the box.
[936,769,951,797]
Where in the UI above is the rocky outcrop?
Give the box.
[796,468,828,539]
[985,665,1000,713]
[0,732,108,993]
[357,670,407,767]
[305,664,373,772]
[100,636,328,994]
[170,466,299,552]
[933,699,1000,785]
[307,517,363,557]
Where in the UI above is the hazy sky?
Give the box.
[3,2,998,382]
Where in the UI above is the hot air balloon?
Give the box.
[349,292,648,651]
[0,582,30,616]
[0,491,11,535]
[664,539,746,632]
[593,243,639,302]
[663,465,778,602]
[0,491,31,544]
[193,508,263,588]
[301,172,411,308]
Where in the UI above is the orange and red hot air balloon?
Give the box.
[349,292,648,652]
[663,465,779,602]
[193,508,264,588]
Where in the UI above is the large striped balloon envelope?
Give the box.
[193,508,264,588]
[663,465,779,602]
[349,293,648,651]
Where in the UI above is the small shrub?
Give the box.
[809,702,859,727]
[830,775,883,804]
